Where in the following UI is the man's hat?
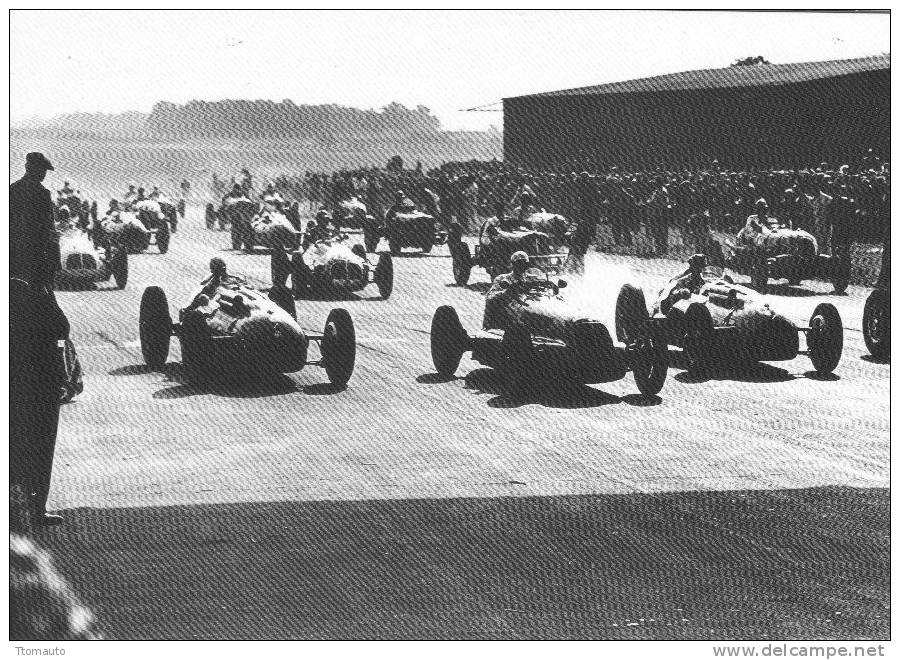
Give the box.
[25,152,54,171]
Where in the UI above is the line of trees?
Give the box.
[146,100,442,138]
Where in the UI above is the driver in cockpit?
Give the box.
[658,253,707,315]
[487,251,532,299]
[187,257,245,311]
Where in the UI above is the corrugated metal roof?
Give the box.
[506,55,890,100]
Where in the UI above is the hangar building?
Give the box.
[503,55,890,171]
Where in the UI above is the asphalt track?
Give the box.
[38,205,889,640]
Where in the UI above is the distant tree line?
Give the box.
[146,100,442,138]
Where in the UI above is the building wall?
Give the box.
[503,68,890,171]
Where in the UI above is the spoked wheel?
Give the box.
[681,302,714,373]
[374,252,394,299]
[501,324,535,399]
[139,286,172,367]
[629,330,668,397]
[807,302,843,374]
[321,308,356,386]
[156,222,171,254]
[614,283,649,344]
[451,242,472,286]
[430,305,468,376]
[110,248,128,289]
[863,289,890,360]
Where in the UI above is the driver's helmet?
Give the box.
[688,253,707,271]
[315,209,332,224]
[510,251,530,275]
[210,257,227,277]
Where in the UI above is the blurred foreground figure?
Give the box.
[10,533,102,640]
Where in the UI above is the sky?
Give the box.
[10,10,890,131]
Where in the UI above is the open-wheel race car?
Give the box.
[376,208,446,257]
[138,261,357,387]
[430,266,668,398]
[615,265,844,376]
[55,224,128,290]
[272,232,394,300]
[116,199,172,254]
[518,209,570,250]
[448,219,568,286]
[714,226,849,293]
[339,198,377,234]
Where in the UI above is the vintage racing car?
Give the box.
[448,218,568,286]
[615,265,844,375]
[273,233,394,300]
[714,226,849,293]
[55,223,128,290]
[517,208,570,250]
[96,209,156,254]
[138,261,356,386]
[430,266,668,397]
[378,206,445,256]
[119,199,172,254]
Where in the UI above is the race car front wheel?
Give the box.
[863,289,890,360]
[807,303,843,374]
[682,302,714,373]
[374,253,394,300]
[156,222,171,254]
[322,308,356,386]
[615,283,648,344]
[430,306,468,377]
[139,286,171,367]
[501,324,535,399]
[630,330,668,397]
[451,242,472,286]
[110,249,128,289]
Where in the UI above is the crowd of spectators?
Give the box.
[212,149,890,258]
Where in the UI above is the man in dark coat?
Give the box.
[10,152,68,526]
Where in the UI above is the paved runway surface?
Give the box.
[39,205,889,640]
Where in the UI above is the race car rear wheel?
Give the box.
[374,253,394,300]
[271,249,291,290]
[156,222,171,254]
[388,231,402,257]
[430,306,468,377]
[322,308,356,386]
[631,330,668,397]
[807,303,843,374]
[110,248,128,289]
[863,288,890,360]
[682,302,714,373]
[451,242,472,286]
[615,283,649,344]
[139,286,171,367]
[501,324,535,399]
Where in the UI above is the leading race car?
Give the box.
[615,263,844,375]
[430,266,668,397]
[138,259,356,387]
[379,206,446,256]
[448,218,568,286]
[55,222,128,290]
[129,198,174,254]
[272,232,394,300]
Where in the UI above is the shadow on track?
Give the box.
[110,362,345,399]
[43,487,889,640]
[670,354,796,384]
[417,368,660,410]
